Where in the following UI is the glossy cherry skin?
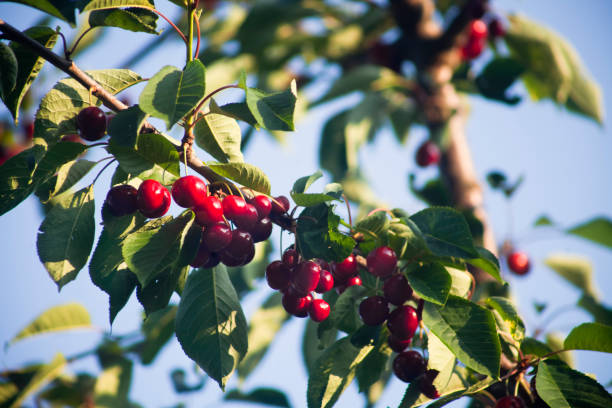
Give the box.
[415,141,440,167]
[383,274,413,305]
[346,275,362,287]
[418,369,440,399]
[507,251,530,275]
[282,291,312,317]
[137,180,170,218]
[309,299,331,322]
[234,203,259,231]
[461,38,485,60]
[224,229,254,258]
[202,223,232,252]
[171,175,207,208]
[393,350,427,383]
[266,260,291,291]
[315,269,334,293]
[387,305,419,340]
[333,254,358,281]
[76,106,106,141]
[282,248,300,267]
[292,261,321,296]
[359,296,389,326]
[271,195,290,214]
[105,184,138,216]
[469,19,488,40]
[250,195,272,219]
[222,195,247,221]
[194,196,224,226]
[367,246,398,277]
[250,217,273,242]
[190,243,212,268]
[495,396,526,408]
[388,334,412,353]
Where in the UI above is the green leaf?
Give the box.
[225,387,291,408]
[175,265,248,390]
[564,322,612,353]
[194,108,244,163]
[122,212,194,287]
[344,93,387,169]
[355,329,391,392]
[210,101,258,128]
[291,170,342,207]
[544,254,599,300]
[387,219,428,260]
[410,207,479,259]
[318,285,366,340]
[0,42,17,102]
[9,353,67,408]
[567,217,612,250]
[5,27,58,123]
[535,214,555,226]
[139,305,177,365]
[292,170,324,194]
[238,292,289,381]
[36,159,97,203]
[0,143,47,215]
[486,296,525,342]
[475,57,524,104]
[505,15,604,124]
[466,247,504,283]
[447,267,472,298]
[423,377,497,408]
[37,186,96,289]
[303,319,335,375]
[521,337,555,358]
[6,1,77,24]
[139,61,206,129]
[242,79,297,131]
[354,211,390,239]
[93,355,133,408]
[422,295,501,378]
[11,303,91,343]
[136,265,187,315]
[536,359,612,408]
[405,263,451,305]
[32,141,88,186]
[107,104,149,147]
[89,7,159,34]
[307,336,374,408]
[208,162,271,195]
[319,111,349,180]
[577,294,612,326]
[296,203,356,262]
[315,65,394,105]
[83,0,155,11]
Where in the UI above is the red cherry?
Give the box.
[393,350,427,383]
[359,296,390,326]
[292,261,321,296]
[309,299,330,322]
[234,203,259,230]
[489,19,505,38]
[388,334,412,353]
[315,269,334,293]
[76,106,107,141]
[282,291,312,317]
[495,396,526,408]
[224,229,254,258]
[282,248,300,267]
[313,258,330,271]
[266,260,291,291]
[250,217,273,242]
[222,195,247,221]
[333,254,358,281]
[415,141,440,167]
[346,275,362,287]
[507,251,530,275]
[418,369,440,399]
[137,180,170,218]
[202,222,232,252]
[367,246,397,277]
[194,196,224,226]
[460,38,485,60]
[383,274,413,305]
[387,305,419,340]
[23,121,34,141]
[171,175,207,208]
[271,195,290,214]
[250,195,272,219]
[190,243,212,268]
[469,19,488,40]
[105,184,138,216]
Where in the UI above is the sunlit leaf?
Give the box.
[12,303,91,343]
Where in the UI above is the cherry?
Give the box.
[388,334,412,353]
[222,195,247,221]
[266,260,291,291]
[333,254,358,281]
[489,19,505,38]
[282,291,312,317]
[292,261,321,295]
[314,258,330,271]
[309,299,330,322]
[105,184,138,216]
[461,38,485,60]
[220,242,254,267]
[190,243,212,268]
[202,222,232,252]
[495,396,526,408]
[418,369,440,399]
[387,305,419,340]
[194,196,224,226]
[23,121,34,141]
[250,195,272,219]
[171,175,207,208]
[345,275,362,287]
[224,229,254,258]
[60,134,84,144]
[76,106,107,141]
[282,248,300,267]
[469,19,488,40]
[234,203,259,230]
[137,179,170,218]
[359,296,390,326]
[393,350,427,383]
[367,246,397,277]
[383,274,413,305]
[271,195,290,214]
[315,269,334,293]
[507,251,530,275]
[415,141,440,167]
[250,217,273,242]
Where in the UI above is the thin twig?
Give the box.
[149,8,187,43]
[68,26,95,56]
[194,11,201,59]
[189,84,242,129]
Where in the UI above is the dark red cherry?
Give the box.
[282,248,299,267]
[222,195,247,221]
[202,223,232,252]
[224,229,254,258]
[250,195,272,219]
[282,291,312,317]
[315,269,334,293]
[194,196,224,226]
[383,274,413,305]
[266,260,291,291]
[333,254,357,281]
[137,179,170,218]
[292,261,321,296]
[105,184,138,216]
[489,19,505,38]
[313,258,330,271]
[250,217,273,242]
[234,203,258,230]
[345,275,362,287]
[190,243,212,268]
[271,195,290,214]
[460,38,485,60]
[495,396,526,408]
[309,299,330,322]
[367,246,397,277]
[359,296,390,326]
[393,350,427,383]
[415,141,440,167]
[171,175,207,208]
[387,305,419,340]
[418,369,440,399]
[388,334,412,353]
[507,251,530,275]
[76,106,107,141]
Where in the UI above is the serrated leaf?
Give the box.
[290,170,342,207]
[242,79,297,131]
[108,104,149,147]
[292,170,324,194]
[210,101,258,127]
[139,305,177,365]
[12,303,91,343]
[32,141,87,186]
[354,211,390,239]
[466,247,504,283]
[208,162,270,195]
[296,203,356,262]
[89,7,159,34]
[387,219,428,259]
[544,254,599,300]
[238,292,289,381]
[355,329,391,392]
[564,322,612,353]
[136,266,187,315]
[447,267,471,298]
[405,263,451,305]
[0,143,47,215]
[5,27,58,122]
[422,377,497,408]
[423,295,501,378]
[0,42,17,101]
[175,265,248,390]
[194,108,244,163]
[37,186,96,289]
[225,387,291,408]
[9,353,66,408]
[307,336,374,408]
[37,159,97,203]
[318,285,366,339]
[139,61,206,129]
[567,217,612,250]
[536,359,612,408]
[486,296,525,342]
[6,1,77,24]
[83,0,155,11]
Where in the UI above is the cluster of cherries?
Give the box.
[460,16,505,61]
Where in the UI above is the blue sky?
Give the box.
[0,1,610,407]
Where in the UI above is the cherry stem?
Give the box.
[56,30,68,58]
[194,11,201,59]
[68,27,95,57]
[150,8,187,43]
[342,194,353,230]
[91,158,116,185]
[189,84,242,129]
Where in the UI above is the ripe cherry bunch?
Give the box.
[460,15,505,61]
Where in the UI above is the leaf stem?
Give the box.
[194,10,201,59]
[189,84,242,129]
[149,8,187,44]
[186,1,195,63]
[68,26,95,57]
[91,158,116,185]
